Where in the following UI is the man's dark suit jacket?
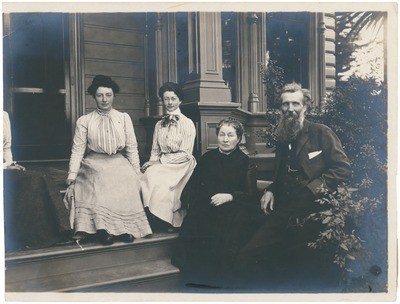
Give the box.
[268,119,352,197]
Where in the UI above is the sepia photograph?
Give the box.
[1,1,397,301]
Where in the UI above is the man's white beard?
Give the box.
[275,111,304,143]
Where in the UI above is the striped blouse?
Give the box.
[68,109,141,180]
[150,109,196,164]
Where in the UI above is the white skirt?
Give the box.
[140,158,196,227]
[73,152,152,237]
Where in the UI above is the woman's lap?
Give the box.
[73,153,151,237]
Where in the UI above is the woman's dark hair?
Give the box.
[158,82,183,101]
[216,118,245,143]
[87,75,120,97]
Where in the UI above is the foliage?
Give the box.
[312,76,387,187]
[336,12,385,42]
[306,76,387,271]
[254,109,280,149]
[259,51,285,109]
[335,12,386,82]
[306,183,378,271]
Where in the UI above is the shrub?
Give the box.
[306,76,387,272]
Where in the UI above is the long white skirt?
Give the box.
[140,158,196,227]
[73,152,152,238]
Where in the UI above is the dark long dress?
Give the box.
[172,148,264,284]
[4,169,72,252]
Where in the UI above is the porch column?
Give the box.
[309,13,335,110]
[182,12,232,103]
[153,12,180,116]
[247,13,261,113]
[181,12,239,155]
[318,13,327,109]
[155,13,164,115]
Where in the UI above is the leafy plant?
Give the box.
[254,109,281,149]
[305,76,387,272]
[259,51,285,108]
[306,183,378,271]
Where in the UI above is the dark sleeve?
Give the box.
[307,126,352,195]
[231,157,259,205]
[180,155,203,209]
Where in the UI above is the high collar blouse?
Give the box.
[68,109,141,180]
[149,109,196,164]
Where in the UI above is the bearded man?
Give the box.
[234,83,352,285]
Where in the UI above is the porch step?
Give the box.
[5,233,180,292]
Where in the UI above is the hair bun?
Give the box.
[87,75,120,96]
[92,75,112,85]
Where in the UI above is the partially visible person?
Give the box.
[65,75,152,245]
[3,111,72,252]
[172,118,264,286]
[140,82,196,232]
[235,83,352,286]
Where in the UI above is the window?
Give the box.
[266,12,310,88]
[3,13,71,160]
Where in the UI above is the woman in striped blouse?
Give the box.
[141,82,196,232]
[65,75,152,245]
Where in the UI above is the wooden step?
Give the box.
[5,233,179,292]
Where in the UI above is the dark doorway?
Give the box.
[266,12,310,88]
[3,13,71,161]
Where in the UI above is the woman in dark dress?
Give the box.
[172,118,264,286]
[3,111,72,252]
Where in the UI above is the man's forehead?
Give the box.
[281,91,304,102]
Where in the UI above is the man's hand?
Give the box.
[260,191,274,215]
[210,193,233,206]
[140,160,160,173]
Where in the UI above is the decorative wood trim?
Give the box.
[187,12,199,76]
[318,13,327,107]
[236,13,249,109]
[205,13,218,74]
[182,12,231,103]
[3,14,13,115]
[11,88,44,94]
[155,13,164,90]
[258,13,267,112]
[308,13,320,108]
[167,13,178,82]
[69,13,85,134]
[247,13,261,113]
[234,13,242,104]
[144,13,150,116]
[204,122,219,150]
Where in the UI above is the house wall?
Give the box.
[81,13,147,156]
[325,13,336,95]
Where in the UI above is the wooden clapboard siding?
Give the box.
[83,26,144,46]
[85,44,145,62]
[86,94,146,110]
[83,13,146,31]
[81,13,147,157]
[84,75,145,94]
